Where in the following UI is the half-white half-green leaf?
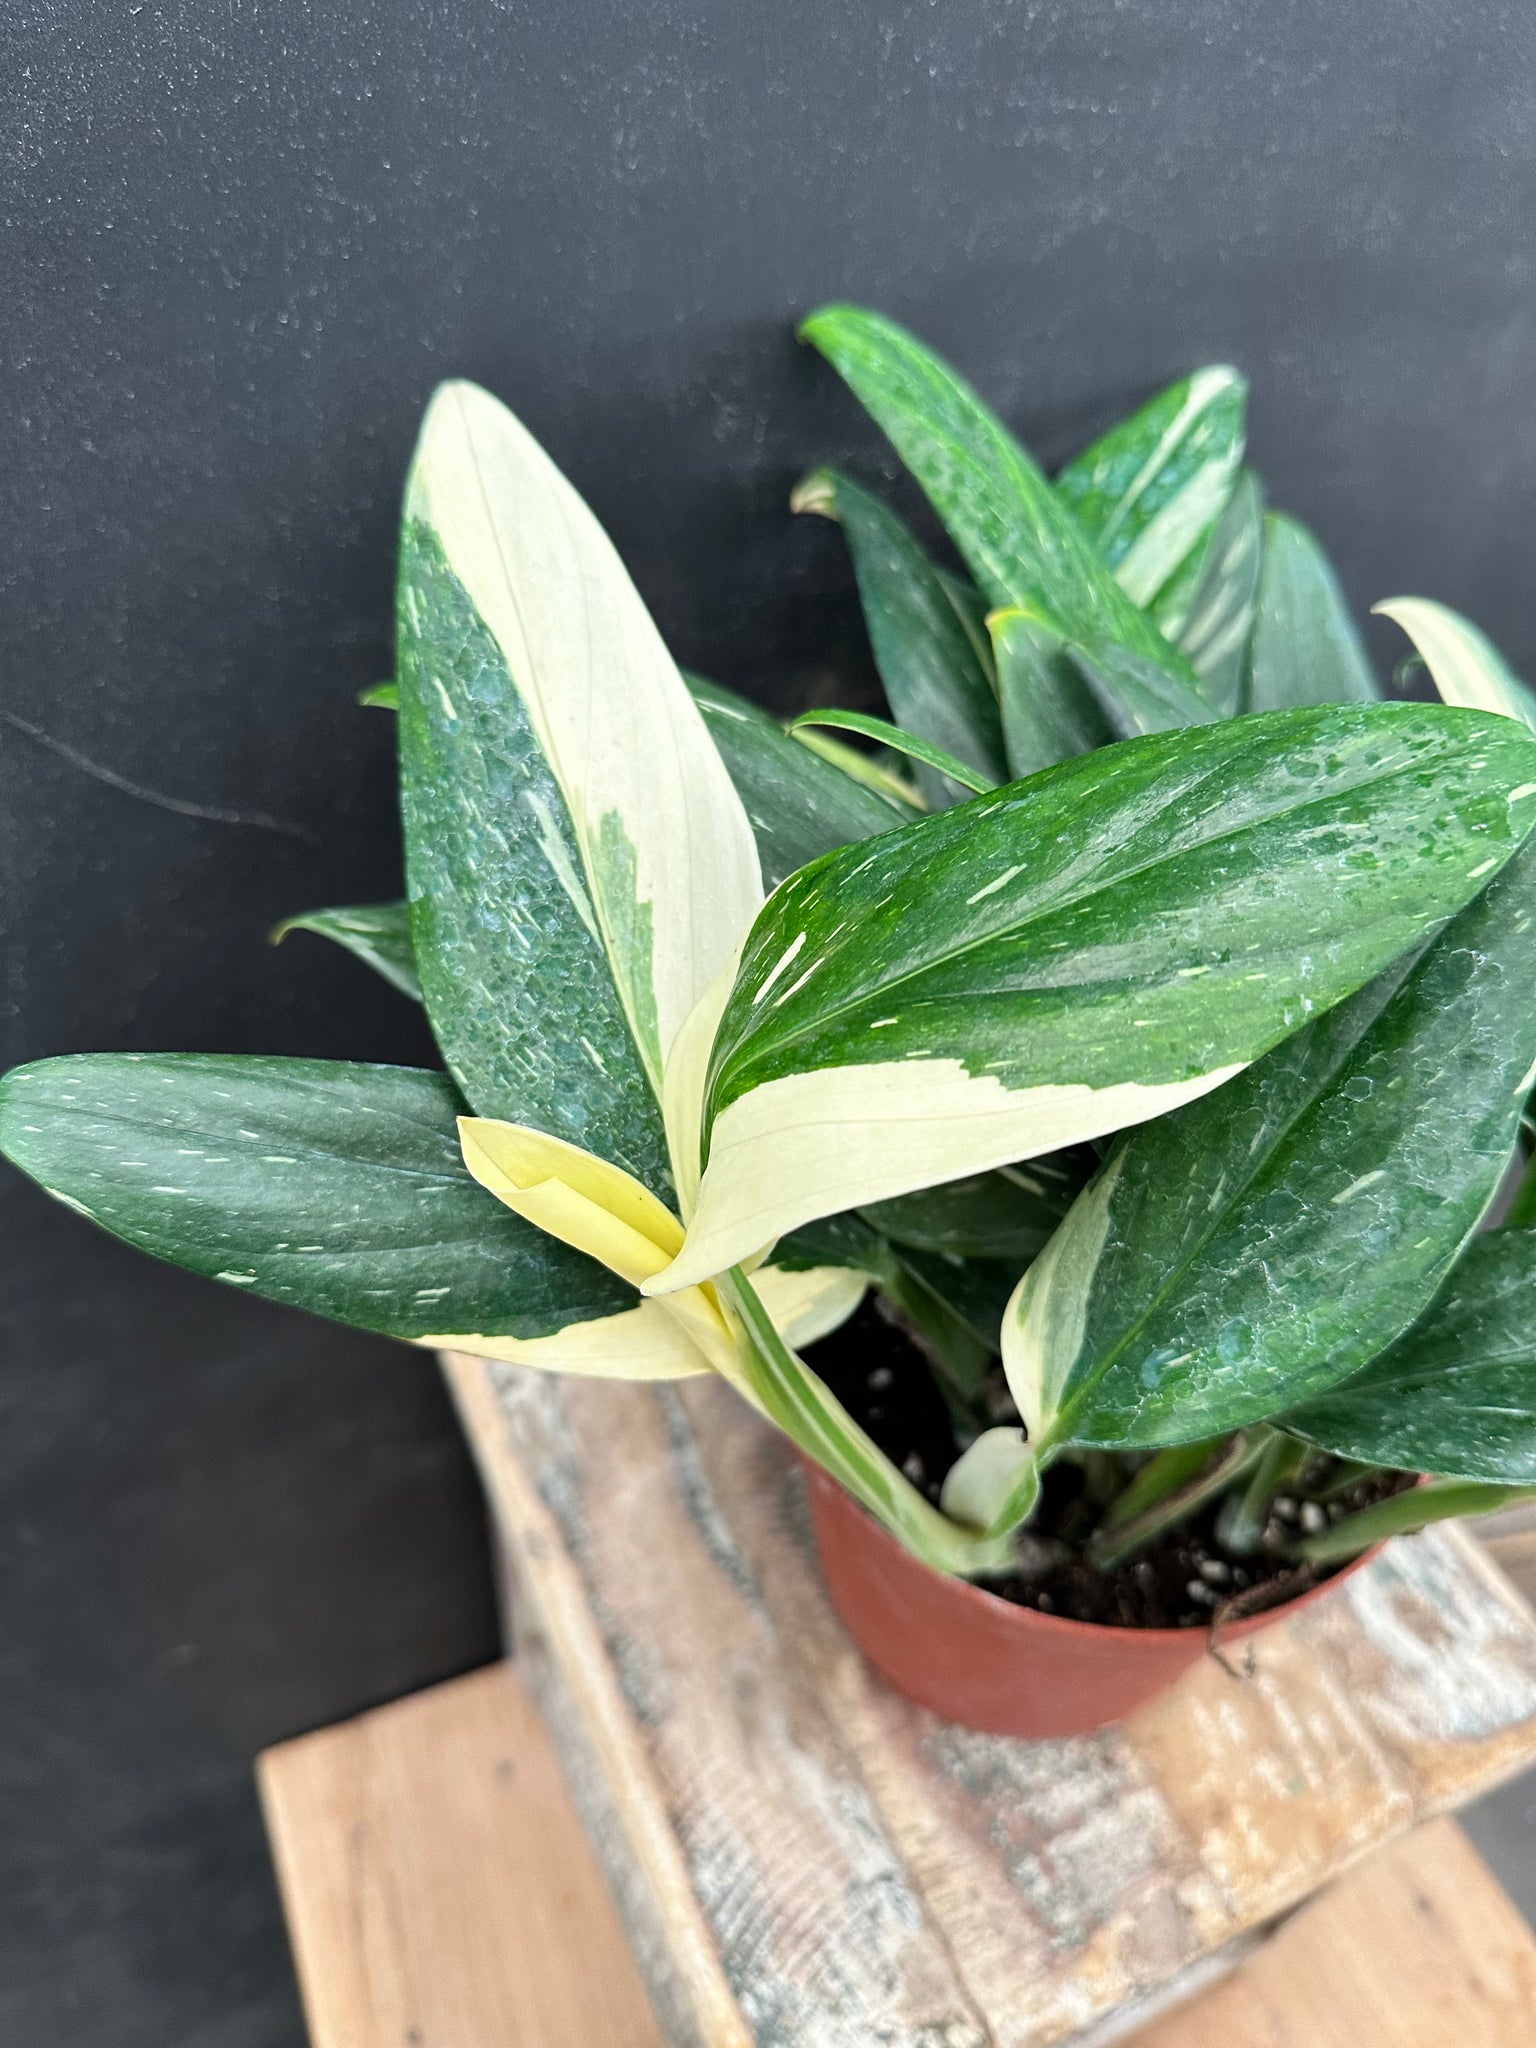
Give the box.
[398,380,763,1199]
[647,702,1536,1290]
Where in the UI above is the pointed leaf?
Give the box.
[398,381,762,1196]
[685,673,912,888]
[793,468,1007,806]
[787,709,994,795]
[1056,365,1247,631]
[799,305,1218,735]
[651,702,1536,1289]
[273,902,421,1002]
[1375,597,1536,734]
[1285,1231,1536,1482]
[0,1055,630,1341]
[1010,832,1536,1454]
[1246,513,1378,711]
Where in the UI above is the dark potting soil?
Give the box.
[803,1297,1413,1630]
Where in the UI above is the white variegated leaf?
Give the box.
[1375,596,1536,735]
[647,704,1536,1294]
[405,381,763,1097]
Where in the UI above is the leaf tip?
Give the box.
[789,467,840,520]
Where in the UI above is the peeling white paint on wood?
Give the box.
[443,1353,1536,2048]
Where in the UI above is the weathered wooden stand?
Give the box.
[396,1351,1536,2048]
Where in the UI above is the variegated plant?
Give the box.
[7,308,1536,1585]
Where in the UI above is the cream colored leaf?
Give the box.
[645,1056,1241,1294]
[425,1305,712,1379]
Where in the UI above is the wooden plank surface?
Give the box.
[257,1665,1536,2048]
[1130,1817,1536,2048]
[257,1662,666,2048]
[443,1352,1536,2048]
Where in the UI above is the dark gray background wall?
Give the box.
[5,5,1536,2041]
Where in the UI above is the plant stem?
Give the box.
[1086,1433,1261,1573]
[1214,1429,1308,1556]
[1295,1478,1536,1565]
[1099,1437,1227,1533]
[722,1267,1017,1579]
[1311,1457,1388,1503]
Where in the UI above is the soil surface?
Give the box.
[804,1297,1414,1630]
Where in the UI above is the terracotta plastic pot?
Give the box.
[801,1458,1379,1738]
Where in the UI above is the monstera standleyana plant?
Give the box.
[8,306,1536,1594]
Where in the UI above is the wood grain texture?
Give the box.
[1128,1816,1536,2048]
[255,1669,1536,2048]
[257,1663,666,2048]
[444,1354,1536,2048]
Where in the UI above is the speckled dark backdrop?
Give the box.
[5,4,1536,2040]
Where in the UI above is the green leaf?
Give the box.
[789,725,923,808]
[798,304,1218,736]
[1285,1231,1536,1482]
[1009,831,1536,1455]
[1055,365,1247,632]
[988,601,1115,780]
[358,681,400,709]
[685,673,914,888]
[398,381,762,1199]
[786,710,995,795]
[1375,598,1536,734]
[654,702,1536,1288]
[792,467,1007,806]
[894,1247,1018,1360]
[0,1054,631,1341]
[1174,469,1264,718]
[859,1151,1093,1261]
[272,902,422,1002]
[1295,1476,1536,1564]
[1246,513,1379,711]
[398,514,669,1192]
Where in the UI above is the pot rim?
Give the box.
[797,1453,1382,1648]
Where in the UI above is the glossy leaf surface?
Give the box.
[1246,513,1378,711]
[397,380,761,1198]
[652,703,1536,1289]
[1010,833,1536,1454]
[1285,1231,1536,1482]
[1056,365,1246,632]
[273,902,422,1002]
[0,1054,630,1340]
[799,305,1217,736]
[794,467,1007,806]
